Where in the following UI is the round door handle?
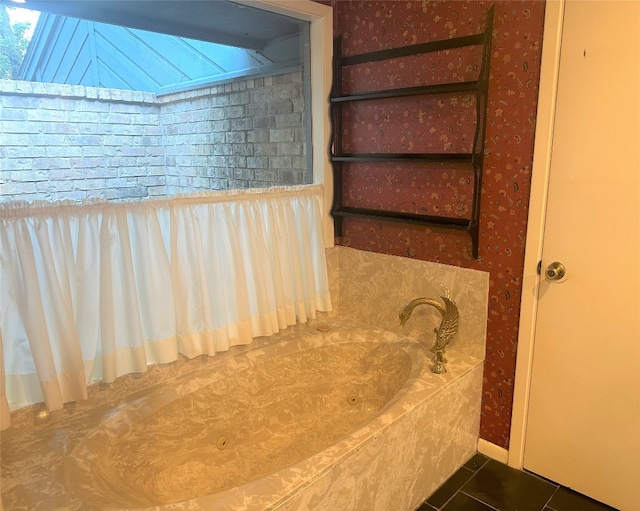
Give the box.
[545,261,566,281]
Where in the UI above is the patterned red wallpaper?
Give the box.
[324,0,546,448]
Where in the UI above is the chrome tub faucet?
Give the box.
[399,288,459,374]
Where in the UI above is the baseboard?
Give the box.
[477,438,509,464]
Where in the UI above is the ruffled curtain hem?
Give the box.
[1,185,332,428]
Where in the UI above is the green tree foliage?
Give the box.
[0,5,31,79]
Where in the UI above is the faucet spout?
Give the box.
[398,288,459,374]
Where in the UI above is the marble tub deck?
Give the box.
[1,318,483,511]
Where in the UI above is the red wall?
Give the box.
[326,0,546,448]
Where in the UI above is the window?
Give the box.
[1,1,333,202]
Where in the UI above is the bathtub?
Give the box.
[0,319,483,511]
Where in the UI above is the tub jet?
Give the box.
[216,436,230,450]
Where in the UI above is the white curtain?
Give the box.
[0,185,332,429]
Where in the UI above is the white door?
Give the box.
[523,2,640,510]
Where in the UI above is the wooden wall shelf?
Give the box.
[329,5,494,260]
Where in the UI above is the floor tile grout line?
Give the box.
[429,474,472,510]
[468,455,491,473]
[455,456,557,511]
[523,467,563,511]
[459,490,501,511]
[523,467,562,489]
[425,454,492,510]
[435,490,457,510]
[426,454,617,511]
[543,486,561,511]
[433,465,485,511]
[425,456,486,510]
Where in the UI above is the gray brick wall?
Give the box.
[0,81,165,203]
[159,70,307,194]
[0,69,307,203]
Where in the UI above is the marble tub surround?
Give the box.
[279,367,483,511]
[331,246,489,360]
[324,245,340,315]
[1,318,483,511]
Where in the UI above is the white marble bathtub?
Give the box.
[0,318,483,511]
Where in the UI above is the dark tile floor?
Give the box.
[417,453,619,511]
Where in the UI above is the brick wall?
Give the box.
[0,69,307,203]
[160,71,308,194]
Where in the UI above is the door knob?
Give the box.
[545,261,566,281]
